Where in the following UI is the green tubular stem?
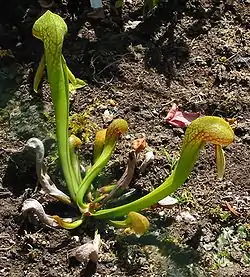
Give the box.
[109,219,128,229]
[33,11,80,200]
[76,118,128,210]
[76,141,116,210]
[69,143,82,185]
[52,215,84,229]
[62,218,83,229]
[93,143,105,164]
[50,57,79,200]
[92,140,204,219]
[93,144,105,164]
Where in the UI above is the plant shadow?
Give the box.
[3,150,37,196]
[64,0,224,87]
[80,261,97,277]
[1,0,224,90]
[65,0,190,85]
[113,212,204,276]
[116,231,203,276]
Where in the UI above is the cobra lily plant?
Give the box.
[22,11,234,237]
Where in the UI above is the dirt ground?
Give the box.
[0,0,250,276]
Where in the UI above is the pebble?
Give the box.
[158,196,178,207]
[159,211,165,217]
[176,211,197,223]
[202,242,214,251]
[103,110,114,123]
[16,42,22,48]
[72,236,80,242]
[41,240,47,246]
[124,20,142,32]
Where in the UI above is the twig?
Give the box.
[0,244,15,251]
[225,201,241,217]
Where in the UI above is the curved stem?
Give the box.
[69,135,82,185]
[32,11,84,200]
[92,116,234,219]
[51,215,84,229]
[76,119,128,211]
[109,219,128,228]
[76,142,116,211]
[93,141,203,219]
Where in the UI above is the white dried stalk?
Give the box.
[25,138,71,204]
[22,199,59,228]
[139,150,154,173]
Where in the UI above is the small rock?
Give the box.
[124,20,141,31]
[176,211,197,223]
[143,112,152,120]
[72,236,80,242]
[103,110,114,123]
[194,79,204,87]
[108,99,116,106]
[242,134,250,144]
[230,250,242,262]
[158,196,178,207]
[202,242,214,251]
[159,211,165,217]
[98,104,108,110]
[41,240,47,246]
[16,42,22,48]
[151,110,158,117]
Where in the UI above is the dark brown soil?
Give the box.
[0,0,250,276]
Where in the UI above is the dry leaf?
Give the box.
[25,138,71,204]
[69,233,101,264]
[165,103,200,128]
[132,138,148,153]
[22,199,59,228]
